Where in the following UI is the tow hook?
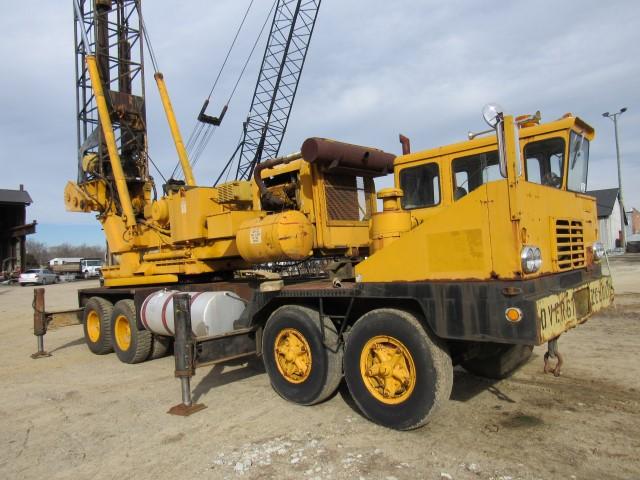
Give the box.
[543,337,563,377]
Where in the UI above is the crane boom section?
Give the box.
[235,0,321,180]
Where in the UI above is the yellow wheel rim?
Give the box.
[274,328,312,383]
[360,335,416,405]
[86,310,101,343]
[114,315,132,351]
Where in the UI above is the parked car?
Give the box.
[18,269,58,286]
[627,234,640,253]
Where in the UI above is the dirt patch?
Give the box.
[1,260,639,480]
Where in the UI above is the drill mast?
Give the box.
[74,0,148,189]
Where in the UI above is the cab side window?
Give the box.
[524,138,565,188]
[451,150,500,200]
[400,163,440,209]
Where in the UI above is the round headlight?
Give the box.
[521,246,542,274]
[482,103,504,128]
[593,242,605,261]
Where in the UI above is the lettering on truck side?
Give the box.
[590,279,613,307]
[539,292,575,332]
[536,277,614,344]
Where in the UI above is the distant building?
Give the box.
[586,188,627,251]
[628,208,640,235]
[0,185,37,274]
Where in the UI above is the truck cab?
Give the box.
[356,110,613,345]
[80,258,103,278]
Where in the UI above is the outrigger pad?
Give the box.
[31,351,52,359]
[167,403,207,417]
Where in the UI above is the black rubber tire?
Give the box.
[111,299,152,364]
[83,297,114,355]
[462,343,534,380]
[263,305,343,406]
[344,309,453,431]
[149,335,173,360]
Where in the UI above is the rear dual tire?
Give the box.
[111,299,152,364]
[83,297,162,363]
[83,297,114,355]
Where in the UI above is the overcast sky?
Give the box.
[1,1,638,245]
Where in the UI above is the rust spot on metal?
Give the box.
[167,403,207,416]
[502,286,523,297]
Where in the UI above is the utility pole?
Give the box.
[602,107,628,250]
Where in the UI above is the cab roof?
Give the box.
[394,115,595,167]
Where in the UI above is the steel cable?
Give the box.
[175,0,263,179]
[202,0,279,179]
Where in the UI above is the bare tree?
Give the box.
[25,240,49,267]
[26,240,105,267]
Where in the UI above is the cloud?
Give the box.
[1,0,638,240]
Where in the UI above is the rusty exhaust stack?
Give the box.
[399,134,411,155]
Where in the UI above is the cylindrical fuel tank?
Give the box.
[236,210,314,263]
[140,290,246,337]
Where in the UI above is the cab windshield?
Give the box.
[567,131,589,193]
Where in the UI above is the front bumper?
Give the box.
[533,275,614,344]
[355,267,615,345]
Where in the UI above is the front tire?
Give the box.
[344,309,453,430]
[111,299,152,364]
[263,305,343,406]
[83,297,114,354]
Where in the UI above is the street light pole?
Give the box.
[602,107,628,250]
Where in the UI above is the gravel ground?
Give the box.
[0,256,638,480]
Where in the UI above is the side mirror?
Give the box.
[494,114,521,178]
[482,104,508,178]
[495,114,508,178]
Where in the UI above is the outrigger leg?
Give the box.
[168,293,206,416]
[31,288,52,359]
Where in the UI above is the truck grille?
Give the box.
[555,219,585,270]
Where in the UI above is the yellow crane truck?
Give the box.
[63,1,613,430]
